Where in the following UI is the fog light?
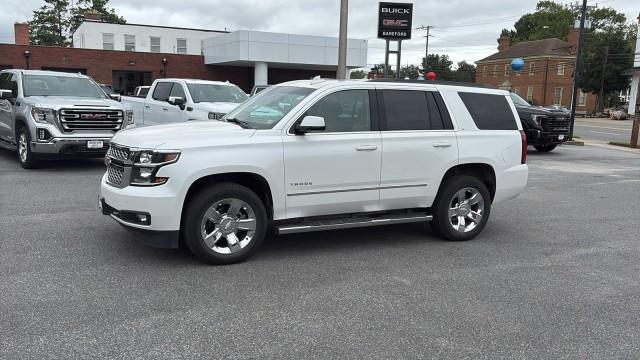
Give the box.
[37,128,51,141]
[137,214,148,223]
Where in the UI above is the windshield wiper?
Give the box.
[225,118,253,129]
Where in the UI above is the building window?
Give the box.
[529,62,535,75]
[557,63,565,76]
[482,66,487,77]
[177,39,187,54]
[504,64,509,76]
[578,90,586,106]
[493,65,499,77]
[150,37,161,53]
[554,87,563,105]
[124,35,135,51]
[527,86,533,102]
[513,87,520,95]
[102,33,114,50]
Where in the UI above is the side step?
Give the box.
[277,213,432,235]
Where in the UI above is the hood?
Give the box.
[25,96,122,109]
[195,101,242,114]
[514,104,554,116]
[111,120,255,150]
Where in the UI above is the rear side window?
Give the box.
[381,90,452,131]
[152,82,173,101]
[459,92,518,130]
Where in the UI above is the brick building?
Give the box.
[1,22,367,94]
[475,28,597,113]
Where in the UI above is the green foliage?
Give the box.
[29,0,125,46]
[349,70,367,79]
[399,64,420,79]
[419,55,475,82]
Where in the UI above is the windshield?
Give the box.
[224,86,314,129]
[23,75,107,98]
[187,84,248,103]
[100,85,116,95]
[509,92,531,107]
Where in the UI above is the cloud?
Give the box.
[2,0,638,67]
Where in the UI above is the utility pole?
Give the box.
[336,0,348,80]
[568,0,588,140]
[598,45,609,113]
[416,25,433,69]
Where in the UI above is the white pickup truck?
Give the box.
[100,79,528,265]
[123,79,248,126]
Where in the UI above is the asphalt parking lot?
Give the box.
[1,144,639,359]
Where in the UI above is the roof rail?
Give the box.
[368,79,496,89]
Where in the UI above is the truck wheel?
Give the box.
[183,183,268,265]
[17,127,39,169]
[431,175,491,241]
[534,144,557,152]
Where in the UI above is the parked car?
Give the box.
[0,70,131,168]
[610,107,629,120]
[133,86,150,97]
[122,79,248,126]
[99,78,528,264]
[510,92,570,152]
[250,84,270,96]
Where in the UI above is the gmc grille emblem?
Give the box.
[80,113,107,120]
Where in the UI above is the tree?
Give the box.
[422,54,455,81]
[399,65,420,79]
[453,61,476,83]
[349,70,367,79]
[29,0,69,46]
[29,0,125,46]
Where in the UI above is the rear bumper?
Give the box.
[494,164,528,204]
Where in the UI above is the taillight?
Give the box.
[520,130,527,164]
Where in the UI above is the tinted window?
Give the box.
[187,84,248,103]
[169,83,186,99]
[459,92,518,130]
[0,73,11,92]
[152,82,173,101]
[306,90,370,132]
[382,90,428,130]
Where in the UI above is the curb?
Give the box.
[580,139,640,155]
[565,140,584,146]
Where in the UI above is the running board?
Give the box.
[277,213,432,235]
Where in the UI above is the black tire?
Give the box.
[17,127,39,169]
[431,175,492,241]
[534,144,557,152]
[183,183,268,265]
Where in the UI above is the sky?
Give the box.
[1,0,638,69]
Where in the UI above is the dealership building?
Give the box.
[1,17,368,94]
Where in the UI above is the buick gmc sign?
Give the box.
[378,2,413,40]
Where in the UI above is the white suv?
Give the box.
[99,79,528,264]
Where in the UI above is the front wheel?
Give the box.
[534,144,557,152]
[17,127,39,169]
[183,183,268,265]
[431,175,491,241]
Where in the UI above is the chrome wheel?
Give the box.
[448,187,485,233]
[18,132,28,163]
[200,198,257,255]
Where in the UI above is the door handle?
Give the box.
[162,108,169,112]
[355,145,378,151]
[433,141,452,148]
[144,105,150,109]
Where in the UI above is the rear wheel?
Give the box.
[431,175,491,241]
[17,127,39,169]
[534,144,557,152]
[183,183,268,265]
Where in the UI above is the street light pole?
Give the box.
[336,0,348,80]
[568,0,588,140]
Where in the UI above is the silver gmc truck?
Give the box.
[0,70,131,168]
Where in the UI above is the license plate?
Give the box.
[558,135,565,140]
[87,140,104,149]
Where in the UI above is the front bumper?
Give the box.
[527,129,569,145]
[31,137,111,155]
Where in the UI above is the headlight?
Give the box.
[130,150,181,186]
[125,110,134,126]
[208,111,225,120]
[531,115,545,127]
[31,107,53,124]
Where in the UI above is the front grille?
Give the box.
[107,144,130,161]
[107,164,124,186]
[59,109,123,132]
[542,116,570,133]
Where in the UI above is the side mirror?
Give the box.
[109,93,121,102]
[295,115,325,134]
[0,89,14,100]
[168,96,186,110]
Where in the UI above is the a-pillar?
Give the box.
[254,62,268,87]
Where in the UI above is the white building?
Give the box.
[72,21,225,55]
